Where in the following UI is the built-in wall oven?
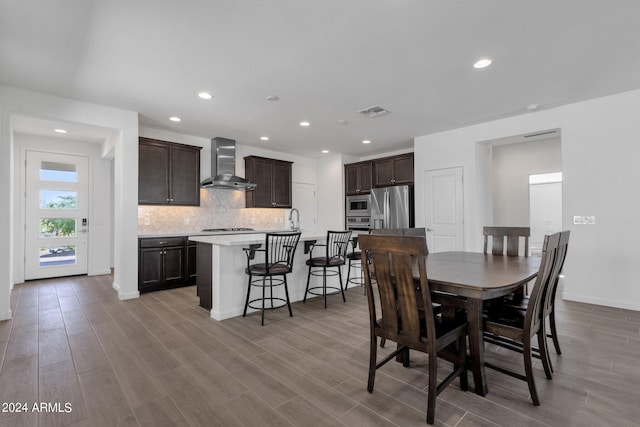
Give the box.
[346,194,371,217]
[346,216,371,231]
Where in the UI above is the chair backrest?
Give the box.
[542,230,570,317]
[371,227,429,254]
[483,226,530,257]
[524,232,560,337]
[265,232,301,270]
[325,230,352,260]
[359,234,436,349]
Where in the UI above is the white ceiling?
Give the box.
[2,1,639,157]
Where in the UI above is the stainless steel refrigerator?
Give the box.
[370,185,414,229]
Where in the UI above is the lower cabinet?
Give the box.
[138,236,196,292]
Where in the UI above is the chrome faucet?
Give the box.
[288,208,300,231]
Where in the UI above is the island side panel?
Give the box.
[196,242,212,310]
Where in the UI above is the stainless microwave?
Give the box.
[346,194,371,217]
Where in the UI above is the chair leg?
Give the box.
[261,276,266,326]
[367,334,378,392]
[538,324,553,380]
[549,309,562,355]
[243,273,252,317]
[345,260,352,289]
[426,349,438,424]
[323,267,327,308]
[380,338,386,348]
[304,265,312,303]
[523,340,540,406]
[283,275,293,317]
[338,265,346,302]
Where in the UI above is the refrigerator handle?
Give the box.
[384,189,390,228]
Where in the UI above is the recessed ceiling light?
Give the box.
[299,121,310,127]
[321,150,329,154]
[362,140,371,144]
[169,116,182,122]
[526,103,540,111]
[337,119,348,125]
[266,95,280,101]
[260,136,269,141]
[473,58,493,69]
[198,92,213,99]
[54,129,67,134]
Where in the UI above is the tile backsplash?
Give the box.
[138,188,286,234]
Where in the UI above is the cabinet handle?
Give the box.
[170,198,174,202]
[166,198,170,202]
[159,241,167,244]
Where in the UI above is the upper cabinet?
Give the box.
[138,137,201,206]
[372,153,414,187]
[244,156,293,208]
[345,161,372,195]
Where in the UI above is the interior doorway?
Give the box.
[529,173,563,255]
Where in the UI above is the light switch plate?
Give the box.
[573,215,595,225]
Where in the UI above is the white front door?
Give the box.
[424,167,464,252]
[24,151,89,280]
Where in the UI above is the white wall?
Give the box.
[316,154,346,233]
[0,85,139,313]
[491,137,562,226]
[415,89,640,311]
[12,134,113,283]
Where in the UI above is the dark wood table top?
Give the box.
[425,251,540,300]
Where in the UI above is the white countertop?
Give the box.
[188,231,326,246]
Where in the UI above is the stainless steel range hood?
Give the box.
[201,137,257,190]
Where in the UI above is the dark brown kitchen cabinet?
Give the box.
[139,137,201,206]
[138,237,195,292]
[372,153,414,187]
[345,161,372,195]
[244,156,293,208]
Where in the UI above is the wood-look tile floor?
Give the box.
[1,274,639,426]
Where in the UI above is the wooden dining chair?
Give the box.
[359,234,468,424]
[503,230,570,365]
[483,226,530,257]
[483,232,560,406]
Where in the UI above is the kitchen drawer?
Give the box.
[139,237,185,248]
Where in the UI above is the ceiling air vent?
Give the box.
[524,130,557,138]
[358,105,391,118]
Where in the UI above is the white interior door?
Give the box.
[292,182,316,233]
[424,167,464,252]
[25,151,89,280]
[529,180,562,256]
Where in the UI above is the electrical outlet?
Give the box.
[144,216,150,225]
[251,217,255,224]
[184,215,190,225]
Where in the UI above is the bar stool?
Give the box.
[243,232,301,325]
[304,230,352,308]
[345,236,365,292]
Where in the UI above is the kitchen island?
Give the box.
[189,232,332,320]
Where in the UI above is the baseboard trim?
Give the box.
[0,309,13,321]
[562,292,640,312]
[112,280,140,300]
[89,269,112,276]
[118,291,140,300]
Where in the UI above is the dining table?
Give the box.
[423,251,540,396]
